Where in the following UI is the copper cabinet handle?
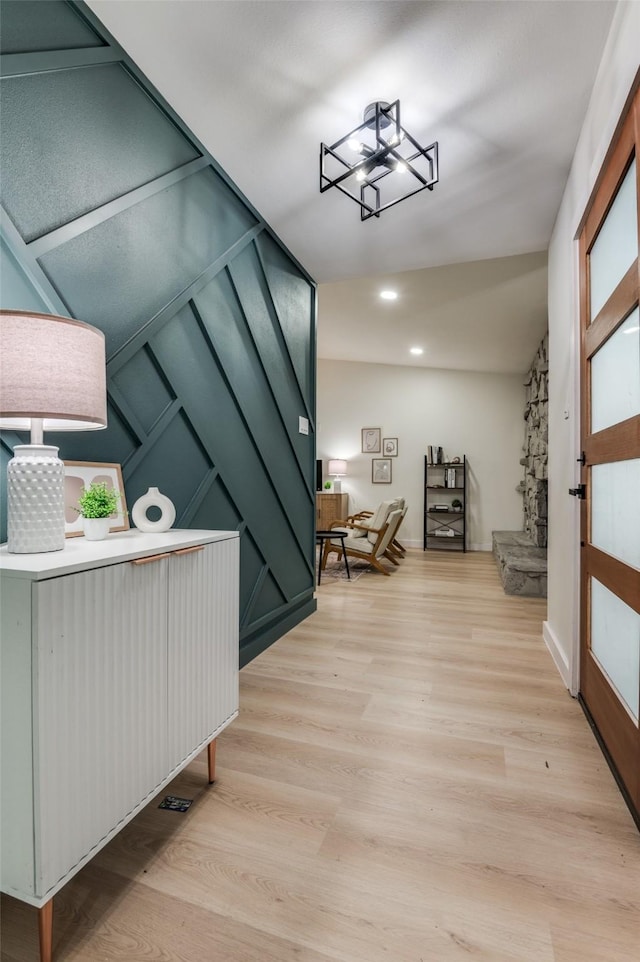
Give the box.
[173,545,205,557]
[130,552,171,566]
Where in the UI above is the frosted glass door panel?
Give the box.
[591,459,640,569]
[591,578,640,721]
[591,307,640,433]
[589,159,637,321]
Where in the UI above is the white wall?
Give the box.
[318,359,525,549]
[545,2,639,691]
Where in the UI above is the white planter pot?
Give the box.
[82,517,111,541]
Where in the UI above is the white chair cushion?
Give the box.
[330,535,373,554]
[348,523,368,538]
[378,508,403,553]
[344,536,374,554]
[368,500,395,544]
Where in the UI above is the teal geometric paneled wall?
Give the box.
[0,0,317,665]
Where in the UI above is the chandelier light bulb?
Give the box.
[396,160,408,173]
[347,138,363,152]
[355,169,366,182]
[380,290,398,300]
[410,346,424,355]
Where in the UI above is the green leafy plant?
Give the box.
[451,498,463,510]
[76,482,119,519]
[324,480,332,490]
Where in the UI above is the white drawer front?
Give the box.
[34,558,169,896]
[167,539,239,769]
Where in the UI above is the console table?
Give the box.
[316,492,348,528]
[0,529,239,962]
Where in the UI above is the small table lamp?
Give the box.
[0,310,107,553]
[328,459,347,493]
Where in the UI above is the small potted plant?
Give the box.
[323,479,333,492]
[451,498,463,513]
[76,482,120,541]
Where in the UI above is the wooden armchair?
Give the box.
[321,507,404,576]
[386,503,407,560]
[325,499,396,548]
[343,498,407,556]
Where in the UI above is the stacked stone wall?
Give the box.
[519,334,548,548]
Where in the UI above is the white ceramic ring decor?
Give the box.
[131,487,176,533]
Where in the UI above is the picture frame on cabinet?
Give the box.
[383,437,398,456]
[372,458,392,483]
[361,427,381,453]
[63,461,129,537]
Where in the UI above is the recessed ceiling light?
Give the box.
[410,347,424,355]
[380,290,398,300]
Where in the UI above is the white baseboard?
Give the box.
[543,621,571,691]
[403,540,492,551]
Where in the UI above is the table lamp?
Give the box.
[328,459,347,493]
[0,310,107,553]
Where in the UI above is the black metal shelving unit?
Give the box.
[423,455,467,551]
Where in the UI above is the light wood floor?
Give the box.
[2,550,639,961]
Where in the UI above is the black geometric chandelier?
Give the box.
[319,100,438,221]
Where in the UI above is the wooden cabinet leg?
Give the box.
[207,739,217,784]
[38,898,53,962]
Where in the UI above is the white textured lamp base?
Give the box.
[7,445,65,553]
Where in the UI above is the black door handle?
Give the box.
[569,484,586,499]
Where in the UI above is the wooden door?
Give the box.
[578,82,640,820]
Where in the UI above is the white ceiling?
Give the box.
[319,250,548,373]
[87,0,616,373]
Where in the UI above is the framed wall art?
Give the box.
[372,458,392,483]
[63,461,129,537]
[383,437,398,457]
[361,427,381,453]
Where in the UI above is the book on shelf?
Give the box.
[427,444,442,464]
[426,446,445,465]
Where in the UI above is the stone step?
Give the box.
[492,530,547,598]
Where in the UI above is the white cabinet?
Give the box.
[0,529,239,952]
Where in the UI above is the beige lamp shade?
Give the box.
[328,459,347,476]
[0,310,107,432]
